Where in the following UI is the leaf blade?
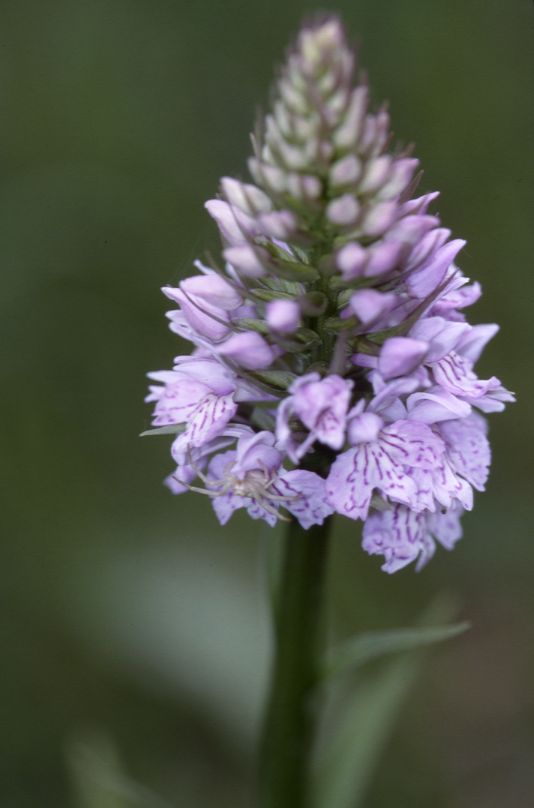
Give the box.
[139,425,185,437]
[313,653,420,808]
[323,621,470,679]
[313,599,468,808]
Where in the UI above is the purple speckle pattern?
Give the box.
[145,18,513,571]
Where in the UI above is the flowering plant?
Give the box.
[147,17,512,573]
[145,16,513,807]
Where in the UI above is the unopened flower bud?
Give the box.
[266,299,301,334]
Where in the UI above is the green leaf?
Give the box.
[313,599,467,808]
[139,425,185,437]
[261,278,305,296]
[67,733,173,808]
[324,315,357,332]
[328,275,380,292]
[350,337,380,355]
[313,652,421,808]
[323,621,470,679]
[234,317,270,334]
[273,259,320,283]
[300,290,328,316]
[249,288,296,302]
[251,405,276,431]
[294,327,322,347]
[249,369,297,389]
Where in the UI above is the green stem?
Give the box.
[259,515,332,808]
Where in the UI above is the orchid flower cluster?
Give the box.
[146,18,513,572]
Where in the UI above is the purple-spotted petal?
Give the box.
[275,470,335,529]
[169,392,238,454]
[327,419,445,520]
[326,443,416,520]
[290,373,353,452]
[362,506,431,572]
[147,373,210,426]
[362,503,464,573]
[439,413,491,490]
[429,503,464,552]
[412,460,473,512]
[212,492,251,525]
[432,352,502,400]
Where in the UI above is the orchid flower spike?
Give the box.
[146,16,513,573]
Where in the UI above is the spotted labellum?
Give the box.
[146,17,513,572]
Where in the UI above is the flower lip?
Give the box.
[276,373,354,461]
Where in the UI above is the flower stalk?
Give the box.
[259,515,331,808]
[143,14,515,807]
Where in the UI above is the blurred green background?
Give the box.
[2,0,533,806]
